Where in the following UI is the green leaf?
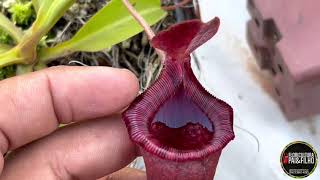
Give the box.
[0,47,24,68]
[0,12,24,43]
[32,0,69,31]
[69,0,166,52]
[0,0,75,67]
[32,0,55,15]
[16,0,75,64]
[0,43,12,53]
[32,0,42,12]
[39,0,167,63]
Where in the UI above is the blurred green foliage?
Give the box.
[0,0,166,80]
[0,29,13,45]
[9,1,35,26]
[0,14,15,78]
[0,65,15,80]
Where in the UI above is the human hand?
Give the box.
[0,66,145,180]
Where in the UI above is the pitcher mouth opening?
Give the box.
[143,116,233,161]
[149,84,214,151]
[140,88,234,161]
[123,64,234,161]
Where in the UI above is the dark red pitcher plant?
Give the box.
[123,17,235,180]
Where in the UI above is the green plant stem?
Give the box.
[0,13,24,43]
[0,48,24,68]
[33,61,47,71]
[38,42,73,64]
[12,0,75,65]
[16,64,33,75]
[122,0,165,61]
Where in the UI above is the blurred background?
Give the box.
[195,0,320,179]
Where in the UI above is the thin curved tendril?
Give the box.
[234,124,260,152]
[161,0,192,11]
[68,60,89,66]
[121,0,166,62]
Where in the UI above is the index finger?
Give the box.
[0,66,139,154]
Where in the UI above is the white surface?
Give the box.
[133,0,320,179]
[196,0,320,179]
